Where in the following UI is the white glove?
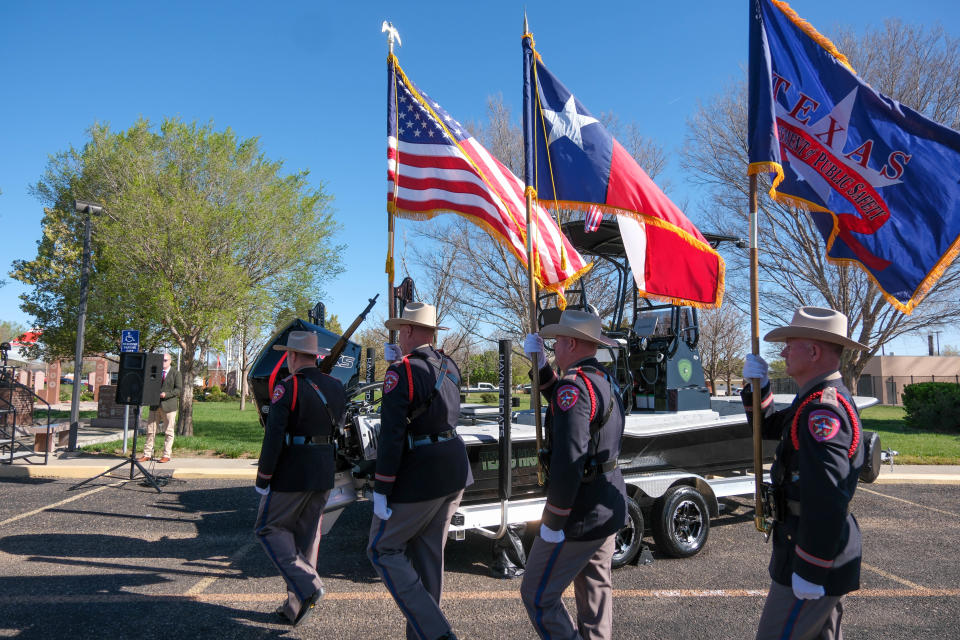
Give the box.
[742,353,769,390]
[791,572,825,600]
[384,343,402,362]
[524,333,547,369]
[255,485,270,496]
[539,523,565,544]
[373,492,392,521]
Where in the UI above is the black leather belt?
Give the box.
[582,459,618,482]
[285,434,331,446]
[407,429,457,449]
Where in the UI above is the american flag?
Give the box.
[584,205,602,233]
[387,56,590,302]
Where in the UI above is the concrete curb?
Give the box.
[1,460,957,484]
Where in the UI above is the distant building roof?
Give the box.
[12,330,41,345]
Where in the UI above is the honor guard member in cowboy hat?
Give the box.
[741,307,866,640]
[521,309,628,640]
[368,302,470,640]
[254,330,346,627]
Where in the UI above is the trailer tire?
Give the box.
[611,498,644,569]
[652,485,710,558]
[859,430,882,484]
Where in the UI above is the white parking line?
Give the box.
[861,562,924,590]
[184,542,256,596]
[859,487,960,518]
[0,482,122,527]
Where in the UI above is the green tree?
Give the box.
[13,118,343,435]
[0,320,27,343]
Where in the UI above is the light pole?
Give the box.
[68,200,102,451]
[934,330,943,356]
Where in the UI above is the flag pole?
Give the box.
[749,173,770,534]
[384,21,401,344]
[522,14,545,485]
[525,189,545,486]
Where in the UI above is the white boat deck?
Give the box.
[452,395,877,445]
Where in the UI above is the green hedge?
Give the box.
[901,382,960,433]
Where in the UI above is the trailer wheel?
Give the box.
[859,430,882,484]
[652,485,710,558]
[611,498,644,569]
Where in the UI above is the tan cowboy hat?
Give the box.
[272,330,331,356]
[540,309,617,347]
[764,306,867,350]
[383,302,449,331]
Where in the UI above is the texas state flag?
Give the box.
[522,33,724,308]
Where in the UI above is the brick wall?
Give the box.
[1,384,35,428]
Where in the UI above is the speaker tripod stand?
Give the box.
[70,404,162,493]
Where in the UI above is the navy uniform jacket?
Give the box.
[537,357,628,541]
[374,345,470,503]
[256,366,346,493]
[742,372,863,595]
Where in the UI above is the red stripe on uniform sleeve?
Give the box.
[795,545,835,568]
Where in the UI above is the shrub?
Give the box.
[193,386,209,402]
[902,382,960,433]
[480,392,498,404]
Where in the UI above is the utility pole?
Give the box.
[68,200,102,451]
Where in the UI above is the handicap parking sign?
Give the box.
[121,329,140,353]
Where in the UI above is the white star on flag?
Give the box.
[541,95,599,150]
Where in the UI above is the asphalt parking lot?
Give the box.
[0,476,957,639]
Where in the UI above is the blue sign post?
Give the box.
[119,330,139,455]
[121,330,140,353]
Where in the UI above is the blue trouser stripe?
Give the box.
[780,598,806,640]
[254,492,306,603]
[533,540,566,639]
[370,519,428,640]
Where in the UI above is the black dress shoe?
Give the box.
[292,587,324,627]
[435,632,459,640]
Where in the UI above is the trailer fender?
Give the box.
[624,472,720,518]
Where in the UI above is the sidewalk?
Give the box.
[0,419,258,480]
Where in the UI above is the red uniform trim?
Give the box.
[790,389,860,457]
[375,473,396,482]
[268,351,288,397]
[795,545,835,568]
[290,376,298,412]
[575,368,597,421]
[545,502,572,516]
[402,356,414,402]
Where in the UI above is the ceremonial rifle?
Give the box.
[318,294,380,375]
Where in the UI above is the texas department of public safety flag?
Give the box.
[749,0,960,314]
[522,33,724,309]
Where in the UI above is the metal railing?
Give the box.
[0,364,52,464]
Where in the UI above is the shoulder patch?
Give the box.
[383,370,400,394]
[556,384,580,411]
[271,385,285,404]
[820,386,838,407]
[808,409,841,442]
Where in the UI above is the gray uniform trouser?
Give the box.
[756,581,844,640]
[520,534,616,640]
[367,489,464,640]
[254,489,330,621]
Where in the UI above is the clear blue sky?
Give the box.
[2,0,958,355]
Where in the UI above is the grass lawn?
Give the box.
[79,399,958,464]
[860,405,960,464]
[82,401,263,458]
